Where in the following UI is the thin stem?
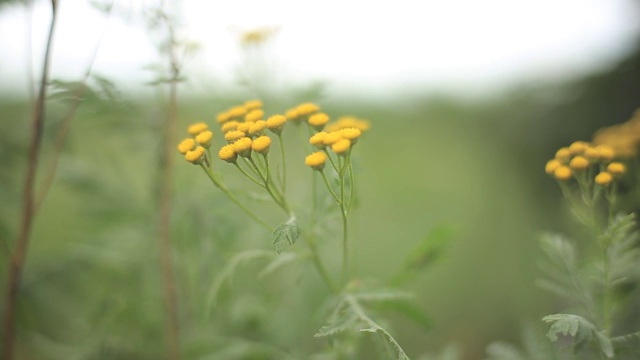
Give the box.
[320,171,340,203]
[249,157,289,214]
[2,2,58,359]
[201,165,271,231]
[277,133,287,195]
[338,155,350,285]
[234,162,264,187]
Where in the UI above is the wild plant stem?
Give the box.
[339,156,350,286]
[277,134,287,195]
[158,10,181,359]
[2,2,58,359]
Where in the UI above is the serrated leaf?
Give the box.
[542,313,613,358]
[271,216,299,254]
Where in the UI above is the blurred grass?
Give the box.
[0,64,639,358]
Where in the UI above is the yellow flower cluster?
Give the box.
[545,140,626,186]
[593,109,640,157]
[214,100,277,163]
[178,122,214,165]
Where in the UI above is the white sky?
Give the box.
[0,0,639,97]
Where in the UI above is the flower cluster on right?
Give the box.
[545,141,626,186]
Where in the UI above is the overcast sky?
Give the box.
[0,0,638,97]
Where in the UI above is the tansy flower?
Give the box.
[195,130,213,148]
[308,112,329,130]
[245,109,264,123]
[178,138,196,154]
[232,137,253,157]
[331,139,351,155]
[266,114,286,134]
[217,111,231,124]
[225,130,245,142]
[295,102,320,117]
[569,156,589,170]
[555,147,571,162]
[244,99,263,111]
[583,146,600,161]
[237,122,251,134]
[221,120,240,133]
[219,144,237,163]
[545,159,562,175]
[305,151,327,170]
[252,135,271,154]
[595,171,613,186]
[285,108,299,121]
[248,120,267,136]
[607,162,626,175]
[569,141,588,155]
[554,166,572,181]
[185,146,206,164]
[338,127,362,142]
[228,106,248,119]
[594,145,615,161]
[188,122,208,136]
[323,131,343,146]
[310,132,328,149]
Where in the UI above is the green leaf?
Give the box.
[542,313,614,358]
[271,216,299,254]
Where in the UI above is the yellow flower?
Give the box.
[310,132,328,149]
[305,151,327,170]
[245,109,264,123]
[595,171,613,186]
[338,127,362,142]
[569,156,589,170]
[545,159,562,175]
[583,146,600,161]
[248,120,267,136]
[221,120,240,133]
[329,116,371,132]
[188,122,208,136]
[323,131,343,146]
[554,166,572,181]
[308,112,329,130]
[295,102,320,117]
[217,111,231,124]
[594,145,615,161]
[331,139,351,155]
[218,144,237,163]
[232,137,253,157]
[266,114,286,134]
[185,146,206,164]
[195,130,213,148]
[569,141,588,155]
[228,106,248,119]
[252,135,271,154]
[244,99,263,111]
[224,130,245,142]
[285,108,299,121]
[237,122,251,134]
[178,138,196,154]
[555,147,571,162]
[606,162,626,175]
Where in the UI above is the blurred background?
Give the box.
[1,0,640,359]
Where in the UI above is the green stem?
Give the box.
[320,171,340,203]
[234,162,264,187]
[201,165,271,230]
[249,157,289,214]
[338,155,350,285]
[277,133,287,195]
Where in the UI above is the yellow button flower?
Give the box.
[232,137,253,157]
[224,130,245,142]
[178,138,196,154]
[545,159,561,175]
[555,147,571,161]
[295,102,320,117]
[595,145,615,161]
[237,122,251,134]
[228,106,248,119]
[331,139,351,155]
[252,135,271,154]
[595,171,613,186]
[195,130,213,148]
[185,146,206,164]
[554,166,572,181]
[244,99,263,111]
[583,146,599,161]
[245,109,264,123]
[338,127,362,142]
[216,111,231,124]
[310,132,328,149]
[569,141,588,155]
[218,144,237,163]
[606,162,626,175]
[221,120,240,133]
[188,122,208,136]
[305,151,327,170]
[266,114,286,134]
[323,131,343,146]
[285,108,299,121]
[248,120,267,136]
[569,156,589,170]
[308,112,329,130]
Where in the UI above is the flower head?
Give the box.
[554,166,572,181]
[188,122,208,136]
[338,127,362,142]
[331,139,352,155]
[224,130,245,142]
[221,120,240,133]
[308,112,329,130]
[178,138,196,154]
[244,99,263,111]
[266,114,286,134]
[595,145,615,161]
[228,106,248,119]
[237,122,251,134]
[219,144,237,163]
[569,141,588,156]
[545,159,562,175]
[310,132,328,149]
[569,156,589,171]
[555,147,571,162]
[245,109,264,123]
[284,108,299,121]
[607,162,626,176]
[296,102,320,117]
[595,171,613,186]
[305,151,327,170]
[248,120,267,137]
[232,137,253,157]
[217,111,231,124]
[323,131,343,146]
[195,130,213,148]
[185,146,206,164]
[252,135,271,154]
